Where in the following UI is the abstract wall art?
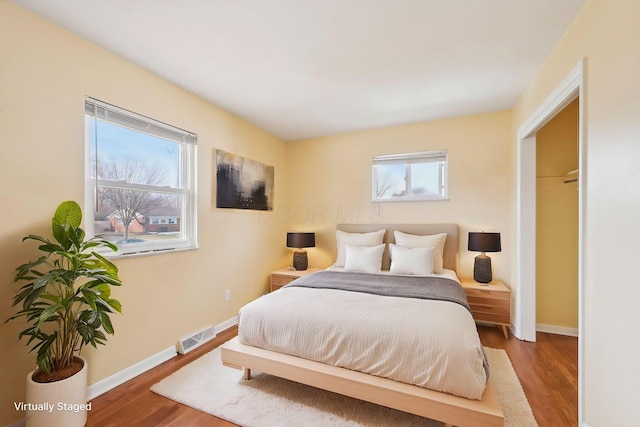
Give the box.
[215,149,274,211]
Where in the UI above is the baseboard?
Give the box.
[87,316,238,401]
[216,316,239,334]
[87,345,177,400]
[536,323,578,337]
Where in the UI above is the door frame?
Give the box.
[514,58,586,425]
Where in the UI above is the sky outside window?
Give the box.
[89,120,181,188]
[410,162,440,195]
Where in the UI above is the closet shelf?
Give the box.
[563,169,578,184]
[535,169,579,184]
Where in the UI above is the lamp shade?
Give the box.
[286,232,315,249]
[468,232,501,253]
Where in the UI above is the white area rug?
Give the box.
[151,347,537,426]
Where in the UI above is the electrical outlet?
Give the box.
[224,289,231,302]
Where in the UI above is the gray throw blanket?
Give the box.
[286,270,472,313]
[286,270,490,378]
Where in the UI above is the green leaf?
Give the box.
[52,222,70,249]
[35,334,56,374]
[22,235,52,245]
[53,201,82,228]
[36,304,62,329]
[96,239,118,253]
[66,225,86,250]
[76,322,97,344]
[92,283,111,299]
[105,298,123,313]
[39,294,61,304]
[11,283,36,307]
[78,237,117,254]
[80,288,98,311]
[99,312,114,335]
[22,285,47,310]
[38,243,64,254]
[19,325,43,343]
[91,251,119,274]
[14,256,48,281]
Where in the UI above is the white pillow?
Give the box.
[334,229,385,267]
[344,244,385,274]
[389,244,435,275]
[394,231,447,273]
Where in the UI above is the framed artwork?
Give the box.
[216,149,274,211]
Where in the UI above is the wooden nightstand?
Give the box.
[270,267,321,292]
[459,276,511,339]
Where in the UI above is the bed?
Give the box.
[221,224,504,427]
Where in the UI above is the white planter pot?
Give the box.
[25,357,88,427]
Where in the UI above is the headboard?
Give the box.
[336,223,459,273]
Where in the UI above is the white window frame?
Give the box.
[372,150,448,202]
[84,97,198,257]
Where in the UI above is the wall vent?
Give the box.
[177,325,216,354]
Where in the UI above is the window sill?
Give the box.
[105,245,198,259]
[372,197,450,203]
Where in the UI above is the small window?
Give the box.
[372,150,448,202]
[85,97,197,256]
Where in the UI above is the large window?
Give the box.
[372,150,448,202]
[85,97,197,256]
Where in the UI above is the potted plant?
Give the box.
[6,201,123,427]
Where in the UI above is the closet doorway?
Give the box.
[535,98,579,337]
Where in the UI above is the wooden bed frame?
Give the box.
[221,224,504,427]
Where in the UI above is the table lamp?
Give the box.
[468,232,501,283]
[286,232,315,270]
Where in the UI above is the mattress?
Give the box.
[238,269,488,399]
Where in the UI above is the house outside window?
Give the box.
[85,97,197,256]
[372,150,448,202]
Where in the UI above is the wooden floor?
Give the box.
[478,327,578,427]
[86,325,577,427]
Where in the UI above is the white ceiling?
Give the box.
[14,0,584,141]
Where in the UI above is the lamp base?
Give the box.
[292,250,308,271]
[473,254,492,283]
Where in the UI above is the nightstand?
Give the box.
[459,276,511,339]
[270,267,321,292]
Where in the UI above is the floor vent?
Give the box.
[177,325,216,354]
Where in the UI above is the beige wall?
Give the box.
[513,0,640,424]
[286,110,512,281]
[536,99,579,329]
[4,0,640,425]
[0,3,288,425]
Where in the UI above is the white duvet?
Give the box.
[238,270,488,400]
